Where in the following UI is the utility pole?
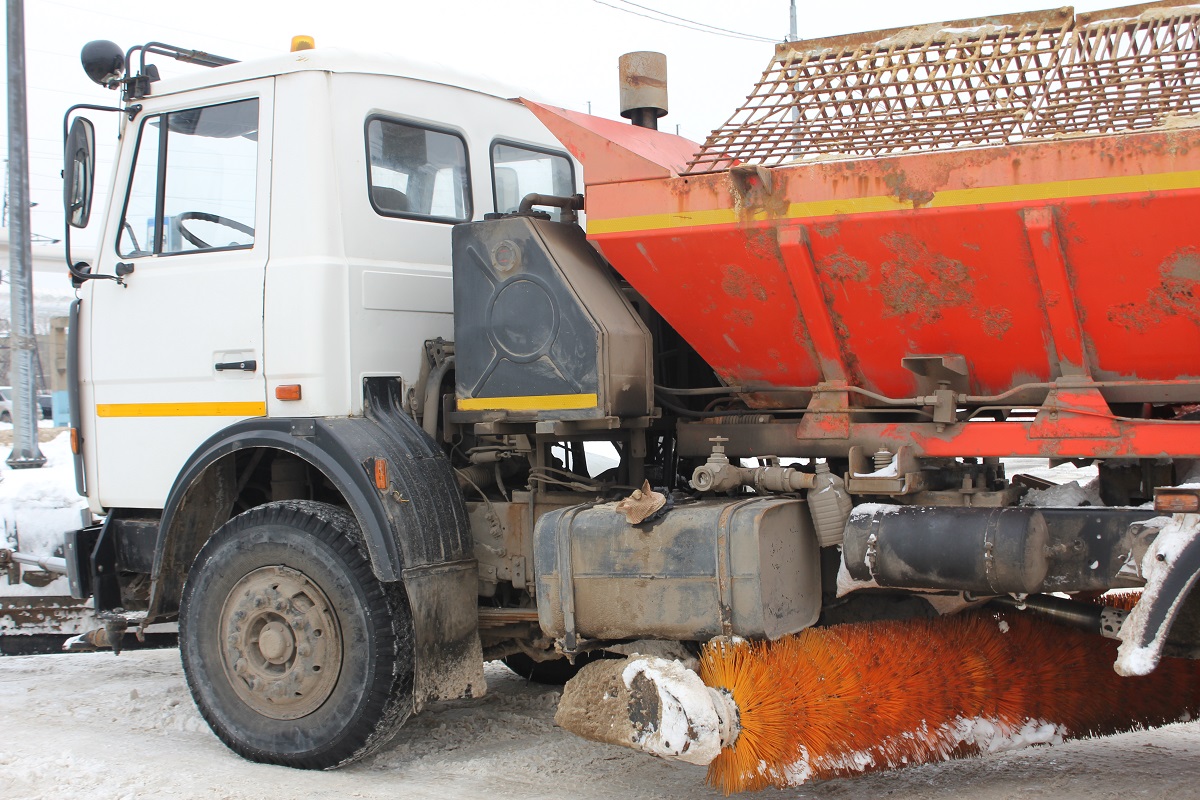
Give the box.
[6,0,45,468]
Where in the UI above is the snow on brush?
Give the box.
[621,656,724,765]
[778,717,1069,787]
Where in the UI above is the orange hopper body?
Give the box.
[521,100,1200,460]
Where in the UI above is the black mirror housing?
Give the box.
[64,117,95,229]
[81,40,124,86]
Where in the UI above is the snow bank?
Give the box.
[0,432,91,627]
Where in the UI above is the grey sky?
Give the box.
[2,0,1115,254]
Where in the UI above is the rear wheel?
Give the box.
[180,500,412,768]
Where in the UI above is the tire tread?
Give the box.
[179,500,412,769]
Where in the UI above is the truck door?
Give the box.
[85,83,272,510]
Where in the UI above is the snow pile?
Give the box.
[0,432,89,605]
[1021,478,1102,508]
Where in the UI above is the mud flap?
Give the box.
[403,559,486,710]
[1116,513,1200,676]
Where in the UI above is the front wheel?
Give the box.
[180,500,413,768]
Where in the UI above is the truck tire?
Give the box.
[179,500,413,769]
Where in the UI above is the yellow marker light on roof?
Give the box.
[291,35,316,52]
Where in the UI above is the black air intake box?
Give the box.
[452,216,652,421]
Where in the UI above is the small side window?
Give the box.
[490,142,575,222]
[366,118,471,222]
[118,98,259,258]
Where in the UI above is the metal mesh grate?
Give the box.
[685,2,1200,173]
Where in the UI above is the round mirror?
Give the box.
[81,40,124,86]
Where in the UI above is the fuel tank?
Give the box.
[533,496,821,642]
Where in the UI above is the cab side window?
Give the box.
[490,142,574,222]
[366,117,471,222]
[117,98,259,257]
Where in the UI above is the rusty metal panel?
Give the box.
[686,1,1200,172]
[533,498,821,642]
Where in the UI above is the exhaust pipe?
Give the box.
[619,51,667,130]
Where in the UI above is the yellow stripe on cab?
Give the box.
[96,401,267,418]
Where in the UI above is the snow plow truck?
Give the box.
[26,0,1200,787]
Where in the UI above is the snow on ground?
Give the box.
[0,648,1198,800]
[0,445,1193,797]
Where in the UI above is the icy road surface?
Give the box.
[0,648,1198,800]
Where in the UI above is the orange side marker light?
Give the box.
[1155,489,1200,514]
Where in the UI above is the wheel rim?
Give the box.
[218,565,343,720]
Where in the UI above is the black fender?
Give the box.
[145,378,481,707]
[1116,514,1200,675]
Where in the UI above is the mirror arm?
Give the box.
[62,104,124,286]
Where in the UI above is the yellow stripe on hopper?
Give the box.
[457,393,598,411]
[96,401,267,418]
[586,168,1200,235]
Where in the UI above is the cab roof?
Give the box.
[141,47,535,105]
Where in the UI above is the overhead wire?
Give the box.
[591,0,779,44]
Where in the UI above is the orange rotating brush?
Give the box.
[699,608,1200,794]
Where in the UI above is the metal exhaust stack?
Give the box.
[619,51,667,130]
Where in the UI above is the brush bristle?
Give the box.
[700,606,1200,794]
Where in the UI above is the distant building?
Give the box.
[0,236,76,392]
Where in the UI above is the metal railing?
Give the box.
[685,1,1200,173]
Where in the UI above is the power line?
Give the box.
[591,0,778,44]
[613,0,778,42]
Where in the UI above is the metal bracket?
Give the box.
[846,445,925,495]
[794,382,851,440]
[1030,383,1120,439]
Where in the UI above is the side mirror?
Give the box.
[64,117,95,229]
[81,40,125,87]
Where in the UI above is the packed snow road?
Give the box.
[1,648,1198,800]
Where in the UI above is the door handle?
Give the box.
[215,360,257,372]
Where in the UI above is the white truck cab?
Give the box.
[75,47,576,512]
[62,40,584,768]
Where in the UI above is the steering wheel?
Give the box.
[175,211,255,250]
